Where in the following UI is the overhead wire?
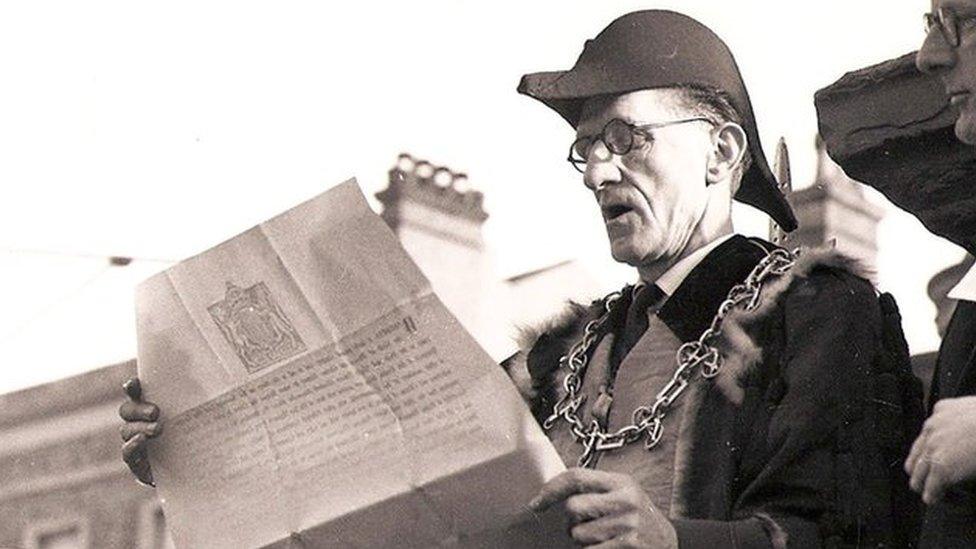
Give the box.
[0,247,175,340]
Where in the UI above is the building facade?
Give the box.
[785,137,884,277]
[0,360,172,549]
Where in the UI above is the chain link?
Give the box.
[542,247,797,467]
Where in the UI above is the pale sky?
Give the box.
[0,0,964,394]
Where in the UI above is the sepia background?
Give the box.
[0,1,960,547]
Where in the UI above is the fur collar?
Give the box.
[506,240,873,410]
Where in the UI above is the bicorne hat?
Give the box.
[518,10,797,231]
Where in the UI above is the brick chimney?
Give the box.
[375,153,495,347]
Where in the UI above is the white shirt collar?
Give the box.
[949,262,976,302]
[653,234,735,296]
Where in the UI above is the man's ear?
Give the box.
[705,122,747,186]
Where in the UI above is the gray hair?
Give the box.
[672,84,753,187]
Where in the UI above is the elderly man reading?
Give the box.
[123,10,921,548]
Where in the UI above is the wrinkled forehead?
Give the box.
[935,0,976,14]
[576,88,690,136]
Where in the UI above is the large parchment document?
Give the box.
[135,180,569,548]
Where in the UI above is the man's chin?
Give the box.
[954,113,976,146]
[609,242,642,266]
[609,240,659,268]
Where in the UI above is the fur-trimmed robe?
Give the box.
[502,235,922,549]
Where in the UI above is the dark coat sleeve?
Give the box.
[672,269,898,548]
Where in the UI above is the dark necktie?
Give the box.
[612,283,668,376]
[591,283,667,429]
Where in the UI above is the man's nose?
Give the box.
[582,143,622,191]
[917,29,956,74]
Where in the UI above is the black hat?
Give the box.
[518,10,797,232]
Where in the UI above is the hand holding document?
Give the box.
[135,180,569,548]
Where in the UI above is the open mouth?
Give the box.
[603,204,633,221]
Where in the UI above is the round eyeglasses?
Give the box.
[567,117,713,173]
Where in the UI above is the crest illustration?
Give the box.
[208,281,306,373]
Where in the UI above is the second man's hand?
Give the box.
[905,396,976,504]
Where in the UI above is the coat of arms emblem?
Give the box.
[208,281,307,373]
